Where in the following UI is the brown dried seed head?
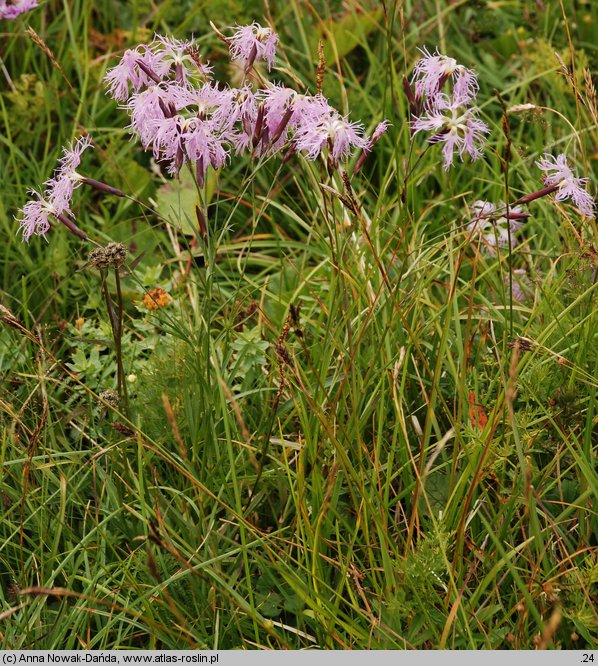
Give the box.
[99,389,120,407]
[104,242,128,267]
[88,247,110,269]
[88,243,128,270]
[7,581,21,601]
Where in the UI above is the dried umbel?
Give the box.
[6,581,21,602]
[99,389,120,407]
[88,242,128,270]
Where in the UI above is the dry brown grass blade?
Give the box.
[26,27,76,96]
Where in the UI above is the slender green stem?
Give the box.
[100,269,128,416]
[114,268,129,415]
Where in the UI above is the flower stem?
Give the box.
[114,269,129,415]
[100,269,128,415]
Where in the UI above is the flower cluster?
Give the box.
[104,26,383,184]
[18,136,92,241]
[465,154,593,305]
[0,0,37,19]
[411,47,478,105]
[409,48,489,169]
[228,23,278,72]
[535,153,595,218]
[17,136,125,242]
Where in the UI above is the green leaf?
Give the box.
[155,167,217,236]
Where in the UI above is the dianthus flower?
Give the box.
[535,153,595,218]
[182,117,229,183]
[18,137,93,241]
[45,135,93,208]
[412,47,478,105]
[412,92,489,169]
[19,191,65,242]
[135,83,233,179]
[105,47,169,101]
[105,35,211,101]
[228,23,278,72]
[0,0,38,19]
[258,85,296,148]
[294,111,368,164]
[224,87,260,153]
[126,83,180,146]
[18,136,123,242]
[151,35,212,84]
[466,200,527,252]
[252,86,332,155]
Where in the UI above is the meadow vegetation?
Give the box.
[0,0,596,650]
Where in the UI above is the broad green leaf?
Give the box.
[155,167,217,236]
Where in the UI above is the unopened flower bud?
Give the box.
[512,184,559,206]
[270,107,294,146]
[56,213,88,240]
[81,177,125,198]
[354,121,390,173]
[135,58,161,84]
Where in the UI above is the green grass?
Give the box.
[0,0,596,650]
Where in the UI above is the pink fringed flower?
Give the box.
[18,137,93,240]
[17,135,124,242]
[126,83,180,146]
[140,83,234,179]
[228,23,278,72]
[179,82,234,120]
[43,135,92,211]
[466,200,526,252]
[105,35,211,101]
[256,85,295,151]
[225,87,259,153]
[183,118,229,177]
[535,153,595,218]
[412,93,489,169]
[148,114,230,181]
[412,47,478,104]
[151,35,212,84]
[0,0,38,19]
[254,86,332,154]
[19,191,62,241]
[294,112,368,164]
[105,47,169,101]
